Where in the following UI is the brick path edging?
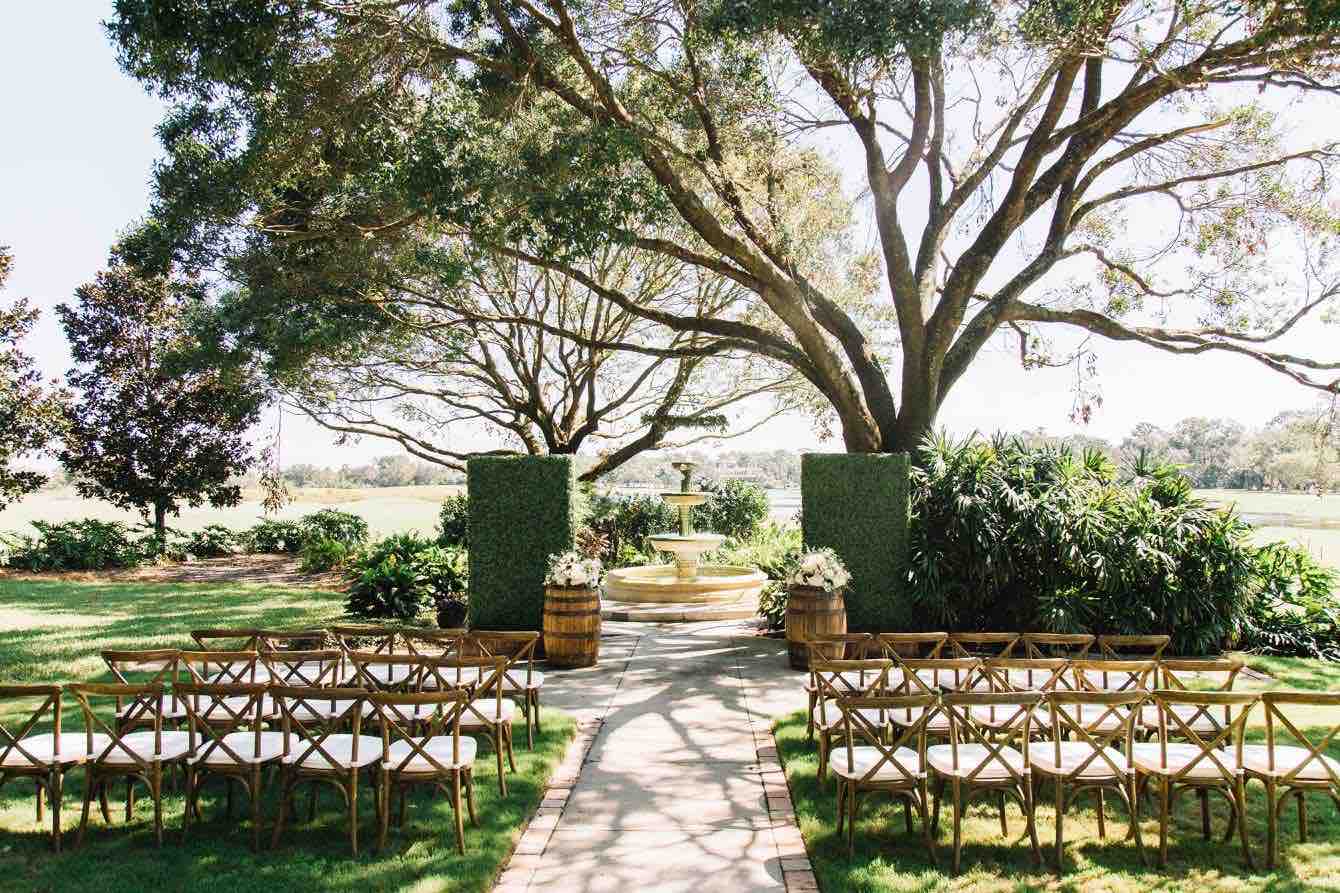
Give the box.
[756,726,819,892]
[493,717,604,890]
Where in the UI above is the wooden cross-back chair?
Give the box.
[270,686,381,855]
[928,691,1044,874]
[461,631,544,749]
[1021,633,1094,660]
[0,684,87,851]
[1130,690,1258,868]
[1097,634,1169,661]
[803,634,876,742]
[178,681,279,851]
[832,693,939,861]
[809,657,892,781]
[1139,658,1243,740]
[1035,690,1147,872]
[1243,691,1340,868]
[422,655,516,796]
[370,689,477,854]
[402,627,468,658]
[101,649,184,733]
[330,624,404,659]
[974,658,1071,733]
[191,628,262,652]
[948,632,1020,660]
[348,651,423,694]
[890,658,981,740]
[872,632,949,660]
[263,648,343,689]
[178,650,275,725]
[1068,660,1156,735]
[67,682,191,848]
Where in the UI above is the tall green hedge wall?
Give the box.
[801,453,910,631]
[467,455,578,630]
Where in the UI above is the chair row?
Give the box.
[824,687,1340,874]
[0,679,508,855]
[805,631,1172,662]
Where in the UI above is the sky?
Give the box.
[1,2,1332,468]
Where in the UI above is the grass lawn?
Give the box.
[0,578,573,893]
[775,658,1340,892]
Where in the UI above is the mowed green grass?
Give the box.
[0,578,573,893]
[775,659,1340,892]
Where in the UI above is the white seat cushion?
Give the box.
[927,743,1026,780]
[95,730,192,765]
[1030,741,1130,778]
[1130,742,1240,780]
[828,746,923,781]
[1241,745,1340,782]
[280,734,383,769]
[810,705,890,732]
[0,732,111,767]
[498,670,545,692]
[460,698,516,727]
[384,736,478,773]
[190,731,287,765]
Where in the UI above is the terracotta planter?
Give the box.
[543,585,601,668]
[785,584,848,670]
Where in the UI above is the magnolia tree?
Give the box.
[111,0,1340,452]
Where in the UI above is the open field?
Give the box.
[0,577,571,893]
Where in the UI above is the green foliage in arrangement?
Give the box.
[437,494,469,548]
[801,452,911,631]
[468,456,577,630]
[698,478,770,542]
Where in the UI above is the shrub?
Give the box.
[344,533,469,621]
[244,519,308,554]
[586,492,678,566]
[757,581,788,632]
[699,479,769,542]
[468,456,577,629]
[300,509,368,547]
[1240,541,1340,660]
[346,551,427,622]
[3,519,145,571]
[299,537,349,574]
[184,524,240,558]
[437,494,469,548]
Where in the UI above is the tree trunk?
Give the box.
[153,503,167,541]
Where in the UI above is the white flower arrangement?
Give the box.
[545,550,604,588]
[789,548,851,592]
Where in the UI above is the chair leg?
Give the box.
[495,732,508,797]
[77,770,94,847]
[251,767,263,853]
[1265,779,1278,870]
[835,778,845,835]
[182,769,194,837]
[1158,778,1170,867]
[524,699,535,749]
[1053,779,1064,874]
[1097,788,1106,839]
[903,797,913,835]
[846,780,857,858]
[271,772,291,849]
[505,726,517,772]
[806,691,816,742]
[465,770,477,826]
[36,779,44,823]
[1129,775,1146,866]
[997,790,1008,837]
[532,691,542,734]
[349,771,360,857]
[378,770,390,852]
[1198,788,1211,840]
[126,777,135,823]
[1024,778,1041,867]
[452,770,465,854]
[49,770,63,853]
[97,781,112,824]
[151,766,163,848]
[1237,777,1255,870]
[918,779,937,867]
[817,734,827,782]
[1297,790,1308,843]
[931,776,943,833]
[951,778,963,875]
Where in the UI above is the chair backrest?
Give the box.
[894,658,981,695]
[1045,690,1144,778]
[272,686,368,768]
[402,627,468,657]
[835,694,936,784]
[263,649,343,688]
[1144,690,1258,781]
[329,624,404,656]
[348,651,425,692]
[102,649,182,722]
[1097,634,1169,660]
[178,650,262,686]
[805,633,875,661]
[941,691,1042,781]
[1260,691,1340,788]
[178,681,269,762]
[66,682,165,768]
[369,690,469,775]
[948,632,1020,659]
[423,656,507,725]
[463,631,539,691]
[982,657,1072,693]
[191,628,261,651]
[0,684,63,768]
[258,629,330,652]
[1073,659,1157,693]
[1021,633,1094,660]
[1159,657,1243,692]
[873,633,949,660]
[811,658,891,730]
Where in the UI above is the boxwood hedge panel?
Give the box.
[801,453,910,631]
[467,456,578,630]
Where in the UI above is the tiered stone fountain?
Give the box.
[603,461,767,622]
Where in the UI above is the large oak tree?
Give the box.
[110,0,1340,452]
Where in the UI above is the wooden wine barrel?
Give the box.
[543,586,601,668]
[785,585,847,670]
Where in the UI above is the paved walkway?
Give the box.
[499,620,808,892]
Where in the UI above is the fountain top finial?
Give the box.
[671,460,695,493]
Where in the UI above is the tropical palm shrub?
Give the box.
[344,533,468,621]
[2,519,146,570]
[1240,542,1340,660]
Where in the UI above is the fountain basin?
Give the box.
[604,564,767,604]
[660,492,708,508]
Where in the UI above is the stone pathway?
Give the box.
[496,620,810,892]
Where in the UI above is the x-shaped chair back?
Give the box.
[1022,633,1094,660]
[941,691,1041,783]
[1046,690,1144,779]
[1097,634,1168,661]
[0,684,63,768]
[66,682,165,770]
[811,658,891,731]
[263,649,343,688]
[1146,690,1257,782]
[369,690,469,775]
[462,631,538,693]
[101,649,182,726]
[982,658,1073,694]
[272,686,368,769]
[259,629,329,652]
[191,629,261,651]
[895,658,982,697]
[874,633,948,660]
[836,693,936,785]
[423,656,506,727]
[948,632,1020,660]
[330,624,404,657]
[402,627,468,658]
[806,633,874,662]
[178,681,268,764]
[178,650,262,686]
[1259,691,1340,789]
[348,651,424,693]
[1158,658,1243,734]
[1073,659,1156,694]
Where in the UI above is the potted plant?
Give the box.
[543,550,604,668]
[785,548,851,670]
